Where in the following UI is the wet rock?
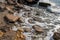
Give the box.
[26,0,34,2]
[18,28,24,32]
[53,32,60,40]
[25,0,39,5]
[0,31,4,37]
[47,25,55,29]
[28,19,35,24]
[4,14,19,23]
[5,0,16,5]
[17,0,25,4]
[32,25,44,33]
[22,12,32,17]
[16,29,25,40]
[17,0,39,5]
[0,7,5,12]
[0,25,11,32]
[33,17,44,22]
[0,21,6,27]
[39,2,51,7]
[18,17,25,23]
[23,27,31,32]
[14,4,24,11]
[44,19,51,24]
[0,30,16,40]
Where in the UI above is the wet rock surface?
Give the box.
[4,14,19,23]
[39,2,51,7]
[53,32,60,40]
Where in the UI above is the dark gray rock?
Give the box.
[39,2,51,7]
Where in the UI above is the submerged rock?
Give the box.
[23,27,31,32]
[32,25,44,33]
[33,17,44,23]
[28,19,35,24]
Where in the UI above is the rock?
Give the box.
[5,0,16,5]
[22,12,32,17]
[39,2,51,7]
[4,14,19,23]
[18,17,25,23]
[0,30,16,40]
[28,19,35,24]
[17,0,25,4]
[0,7,5,12]
[25,0,39,5]
[0,31,4,37]
[32,25,44,33]
[26,0,35,2]
[0,21,6,27]
[53,32,60,40]
[16,29,25,40]
[17,0,39,5]
[0,25,11,32]
[18,28,24,32]
[33,17,44,22]
[23,27,31,32]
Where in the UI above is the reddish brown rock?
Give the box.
[5,14,19,22]
[32,25,44,33]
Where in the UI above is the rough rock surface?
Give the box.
[4,14,19,22]
[32,25,44,33]
[53,32,60,40]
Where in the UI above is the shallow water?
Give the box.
[5,0,60,40]
[14,5,60,40]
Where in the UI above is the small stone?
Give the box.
[28,19,35,24]
[22,12,32,17]
[4,14,19,22]
[32,25,44,33]
[23,27,31,32]
[53,32,60,40]
[18,17,25,23]
[33,17,44,22]
[18,27,24,32]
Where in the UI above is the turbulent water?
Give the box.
[0,0,59,40]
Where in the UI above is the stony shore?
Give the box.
[0,0,60,40]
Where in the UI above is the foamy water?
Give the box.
[12,0,60,40]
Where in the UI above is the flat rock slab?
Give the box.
[5,14,19,22]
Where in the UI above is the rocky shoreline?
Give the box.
[0,0,60,40]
